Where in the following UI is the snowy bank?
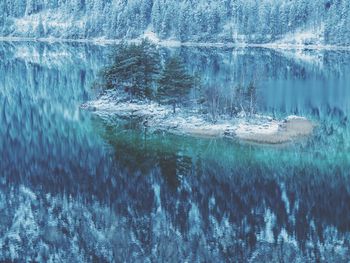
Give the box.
[82,91,314,144]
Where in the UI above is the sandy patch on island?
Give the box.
[235,116,314,144]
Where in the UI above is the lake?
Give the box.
[0,41,350,262]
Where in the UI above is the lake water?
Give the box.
[1,41,350,262]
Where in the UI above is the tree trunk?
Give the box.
[173,102,176,114]
[250,95,253,117]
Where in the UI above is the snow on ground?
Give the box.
[276,26,324,46]
[286,115,307,121]
[143,30,160,43]
[142,30,182,47]
[82,90,314,144]
[258,27,327,68]
[235,119,280,137]
[232,25,350,51]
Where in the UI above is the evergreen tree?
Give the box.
[102,40,160,99]
[157,57,195,114]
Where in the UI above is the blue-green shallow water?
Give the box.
[0,41,350,262]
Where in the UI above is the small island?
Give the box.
[83,40,314,145]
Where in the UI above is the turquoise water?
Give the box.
[1,42,350,261]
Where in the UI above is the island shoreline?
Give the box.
[82,90,315,145]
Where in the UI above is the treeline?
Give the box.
[101,41,257,119]
[1,0,349,45]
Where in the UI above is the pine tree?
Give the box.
[102,40,160,99]
[157,57,195,114]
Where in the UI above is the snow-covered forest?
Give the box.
[1,0,349,45]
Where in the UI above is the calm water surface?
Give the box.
[0,42,350,262]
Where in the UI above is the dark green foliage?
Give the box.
[101,42,196,112]
[102,40,160,99]
[157,57,195,113]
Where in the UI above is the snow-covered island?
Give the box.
[80,40,315,145]
[82,90,314,145]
